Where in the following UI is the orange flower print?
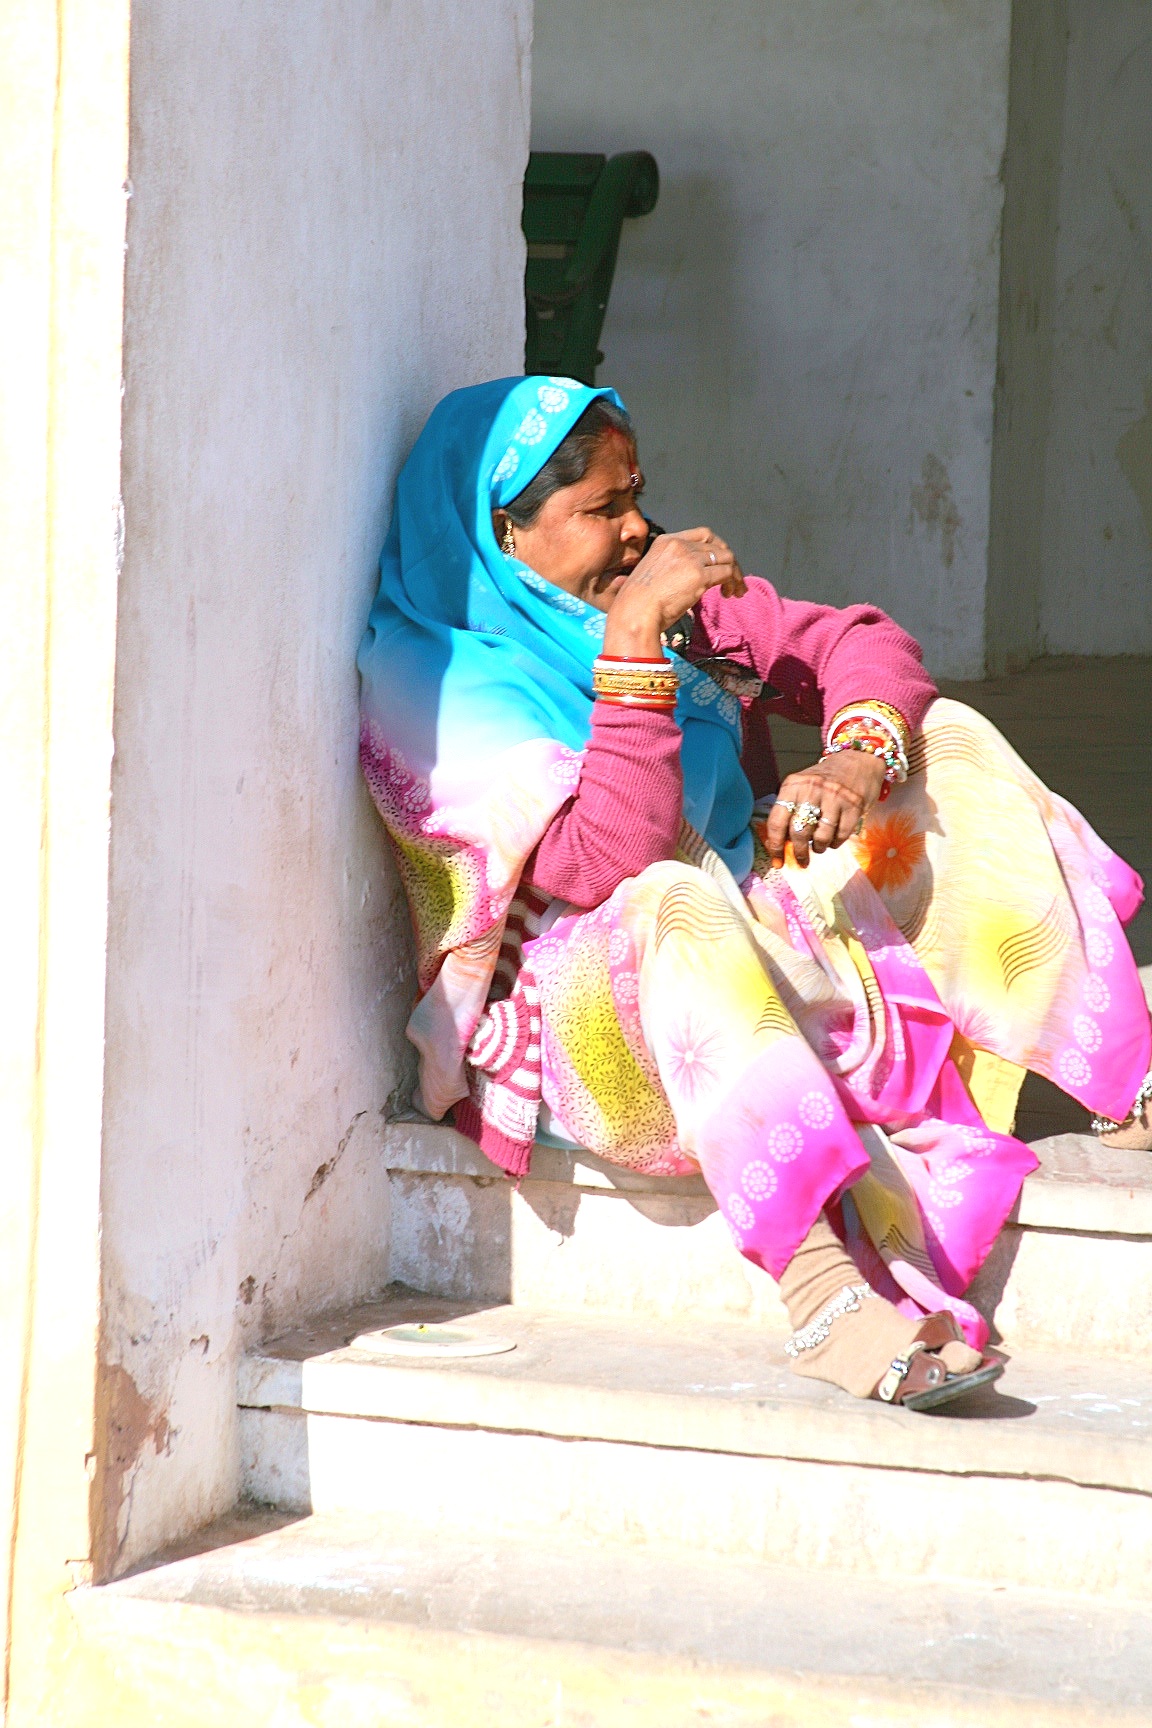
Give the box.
[854,811,926,893]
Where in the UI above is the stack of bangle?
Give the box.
[823,701,910,801]
[592,654,680,711]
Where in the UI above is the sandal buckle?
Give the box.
[876,1340,929,1404]
[877,1355,911,1403]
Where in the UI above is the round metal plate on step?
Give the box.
[347,1324,517,1360]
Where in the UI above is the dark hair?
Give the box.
[503,396,636,527]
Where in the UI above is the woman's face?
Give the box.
[496,432,650,613]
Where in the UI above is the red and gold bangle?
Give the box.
[826,700,911,758]
[592,655,680,711]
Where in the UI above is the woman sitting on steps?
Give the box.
[358,376,1152,1413]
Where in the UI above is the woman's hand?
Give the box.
[603,528,746,658]
[765,750,888,869]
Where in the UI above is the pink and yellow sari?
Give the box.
[359,380,1149,1353]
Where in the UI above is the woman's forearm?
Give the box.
[693,579,938,735]
[523,704,683,909]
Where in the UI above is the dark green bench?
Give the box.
[523,151,659,385]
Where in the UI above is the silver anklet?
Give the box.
[1092,1068,1152,1136]
[785,1282,876,1357]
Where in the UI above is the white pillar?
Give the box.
[1,1,532,1711]
[0,0,130,1716]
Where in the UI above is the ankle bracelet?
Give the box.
[1092,1067,1152,1136]
[784,1282,876,1357]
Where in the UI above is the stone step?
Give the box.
[383,1118,1152,1356]
[238,1294,1152,1601]
[65,1506,1152,1726]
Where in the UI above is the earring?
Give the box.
[501,520,515,558]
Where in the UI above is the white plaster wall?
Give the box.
[102,0,531,1570]
[531,0,1011,678]
[1039,2,1152,655]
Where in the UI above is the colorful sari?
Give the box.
[359,377,1150,1349]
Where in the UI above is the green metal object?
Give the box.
[523,151,659,385]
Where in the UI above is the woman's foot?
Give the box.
[1094,1074,1152,1150]
[778,1212,998,1408]
[872,1311,1005,1411]
[1096,1102,1152,1151]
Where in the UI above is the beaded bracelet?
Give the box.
[825,703,910,786]
[826,700,911,759]
[823,734,907,787]
[592,654,680,711]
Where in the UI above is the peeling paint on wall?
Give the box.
[911,455,961,569]
[1117,385,1152,552]
[92,1362,170,1579]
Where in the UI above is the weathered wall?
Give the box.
[1037,1,1152,655]
[530,0,1012,678]
[100,0,531,1573]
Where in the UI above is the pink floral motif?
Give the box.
[1086,928,1114,968]
[741,1161,778,1203]
[665,1016,725,1101]
[360,725,432,828]
[797,1090,835,1130]
[766,1123,804,1163]
[1059,1048,1092,1089]
[1073,1014,1102,1054]
[727,1193,756,1233]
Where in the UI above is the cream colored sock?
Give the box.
[778,1212,979,1398]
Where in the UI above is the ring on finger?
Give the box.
[777,799,797,814]
[792,801,822,833]
[816,812,836,829]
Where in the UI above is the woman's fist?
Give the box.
[603,528,746,658]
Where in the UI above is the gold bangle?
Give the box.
[595,692,678,711]
[592,668,680,701]
[826,699,911,756]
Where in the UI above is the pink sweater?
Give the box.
[524,577,937,909]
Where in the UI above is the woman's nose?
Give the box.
[620,504,649,542]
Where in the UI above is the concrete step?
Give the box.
[383,1118,1152,1356]
[65,1506,1152,1726]
[238,1294,1152,1601]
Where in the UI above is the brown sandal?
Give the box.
[873,1312,1005,1412]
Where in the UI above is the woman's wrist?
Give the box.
[602,602,665,660]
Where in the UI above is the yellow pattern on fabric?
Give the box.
[388,829,482,963]
[949,1032,1026,1135]
[542,929,675,1155]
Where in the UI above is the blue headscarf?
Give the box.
[358,376,754,880]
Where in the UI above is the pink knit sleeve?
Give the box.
[523,702,683,910]
[695,578,937,735]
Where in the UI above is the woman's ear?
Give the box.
[492,509,507,542]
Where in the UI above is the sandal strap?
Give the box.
[876,1342,952,1404]
[876,1341,928,1403]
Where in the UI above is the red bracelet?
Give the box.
[596,654,669,665]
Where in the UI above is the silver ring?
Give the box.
[791,801,822,833]
[708,551,717,564]
[777,799,796,814]
[816,812,836,828]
